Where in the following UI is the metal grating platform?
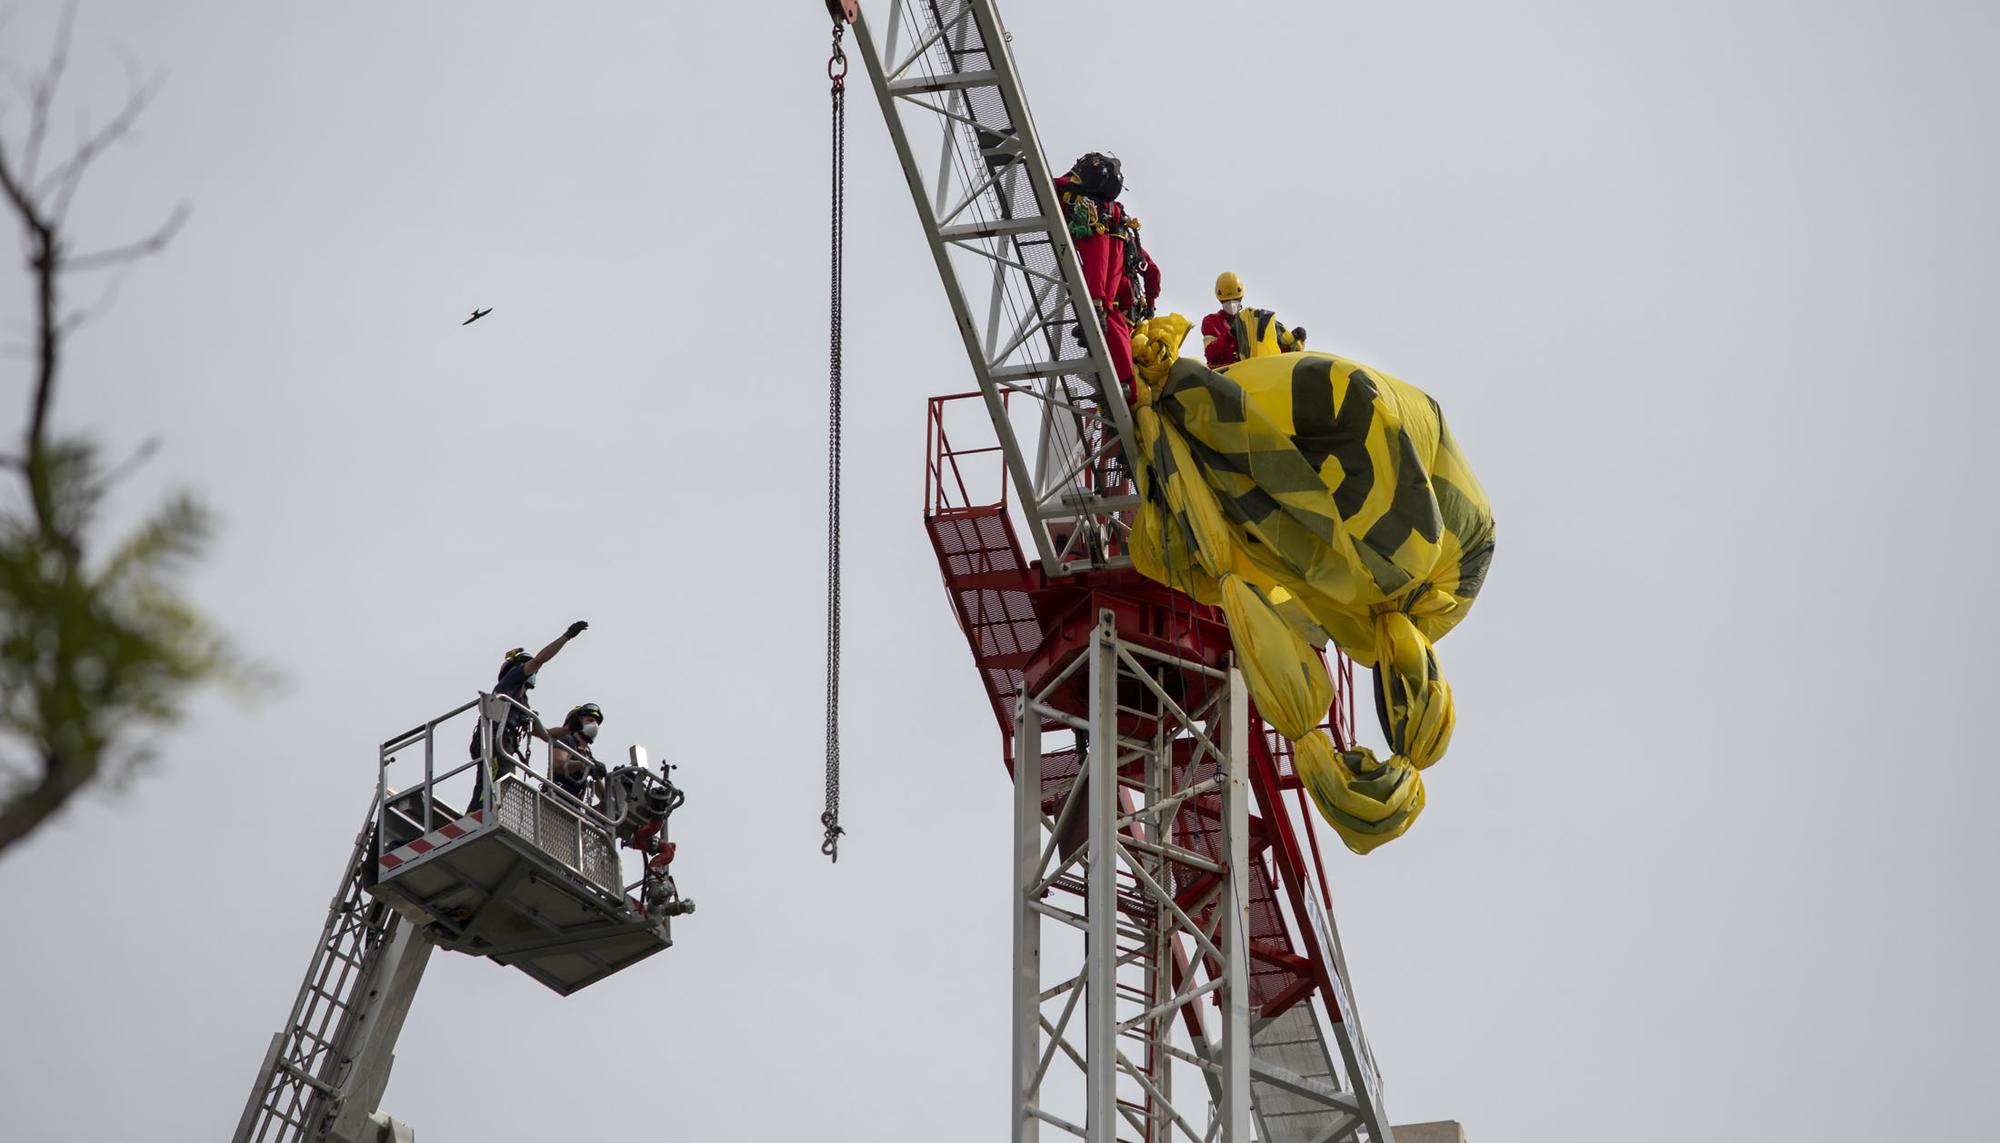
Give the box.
[371,781,669,997]
[926,503,1042,739]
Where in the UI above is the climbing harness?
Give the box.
[821,14,848,863]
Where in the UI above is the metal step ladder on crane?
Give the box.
[231,694,693,1143]
[844,0,1407,1139]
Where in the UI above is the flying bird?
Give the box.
[462,308,492,326]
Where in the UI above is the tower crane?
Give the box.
[229,3,1454,1140]
[230,694,693,1143]
[837,1,1435,1139]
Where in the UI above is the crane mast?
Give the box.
[856,1,1404,1139]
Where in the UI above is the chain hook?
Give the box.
[821,6,849,865]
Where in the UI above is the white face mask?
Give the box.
[1222,299,1243,316]
[580,721,600,741]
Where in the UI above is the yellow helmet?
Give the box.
[1214,271,1244,303]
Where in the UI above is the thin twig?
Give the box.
[20,2,76,190]
[95,437,160,489]
[57,264,132,336]
[0,127,61,522]
[44,78,161,225]
[0,118,49,231]
[68,203,187,271]
[1,57,31,106]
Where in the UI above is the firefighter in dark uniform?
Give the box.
[466,620,587,811]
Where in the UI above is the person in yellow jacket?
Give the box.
[1200,271,1307,368]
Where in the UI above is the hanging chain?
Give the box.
[821,20,848,863]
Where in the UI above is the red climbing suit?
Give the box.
[1200,309,1239,368]
[1076,231,1133,382]
[1056,175,1157,385]
[1201,306,1302,368]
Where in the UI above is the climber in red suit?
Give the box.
[1054,152,1158,388]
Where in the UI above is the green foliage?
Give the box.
[0,13,240,857]
[0,439,257,849]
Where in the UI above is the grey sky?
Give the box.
[1,1,1994,1140]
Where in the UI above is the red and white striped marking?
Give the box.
[380,810,485,871]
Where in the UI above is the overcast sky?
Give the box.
[1,2,1994,1141]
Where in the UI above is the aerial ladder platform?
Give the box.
[231,694,693,1143]
[852,0,1406,1138]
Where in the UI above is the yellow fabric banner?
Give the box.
[1127,317,1494,852]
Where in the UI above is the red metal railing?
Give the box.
[922,385,1365,1029]
[924,391,1009,516]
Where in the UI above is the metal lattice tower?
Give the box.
[876,1,1403,1137]
[1008,612,1393,1143]
[1011,617,1255,1141]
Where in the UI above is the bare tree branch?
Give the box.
[0,126,62,521]
[55,262,131,336]
[2,62,33,107]
[67,202,187,271]
[43,75,160,226]
[95,436,160,489]
[0,14,178,531]
[19,2,76,191]
[0,112,49,232]
[0,756,97,854]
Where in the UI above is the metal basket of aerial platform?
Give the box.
[233,695,692,1143]
[370,693,690,996]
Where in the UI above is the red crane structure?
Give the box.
[847,2,1405,1140]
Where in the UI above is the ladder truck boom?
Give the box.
[233,693,692,1143]
[231,793,433,1143]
